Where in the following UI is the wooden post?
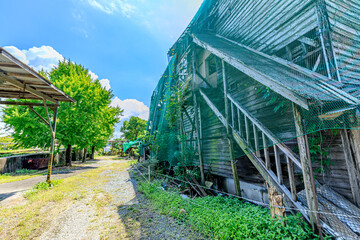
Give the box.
[192,47,205,185]
[46,105,58,184]
[293,104,321,233]
[340,129,360,206]
[222,60,241,196]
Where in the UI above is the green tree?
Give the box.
[120,116,147,141]
[2,60,122,165]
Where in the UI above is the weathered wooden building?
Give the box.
[148,0,360,238]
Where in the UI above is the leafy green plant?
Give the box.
[25,179,62,198]
[139,180,322,240]
[308,131,335,174]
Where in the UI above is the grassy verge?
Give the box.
[139,180,322,240]
[0,169,44,184]
[0,160,133,240]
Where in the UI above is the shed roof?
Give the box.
[0,47,75,104]
[193,33,360,109]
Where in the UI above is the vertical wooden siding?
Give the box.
[325,0,360,85]
[209,0,318,54]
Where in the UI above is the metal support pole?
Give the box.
[46,106,58,184]
[148,165,151,184]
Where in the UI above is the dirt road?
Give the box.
[0,160,113,204]
[0,159,204,240]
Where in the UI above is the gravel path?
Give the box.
[0,160,114,206]
[38,162,205,240]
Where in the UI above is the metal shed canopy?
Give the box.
[0,47,75,105]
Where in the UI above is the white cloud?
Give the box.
[3,45,64,72]
[99,78,111,90]
[87,0,135,17]
[89,70,111,90]
[3,46,29,64]
[89,70,99,81]
[111,97,149,121]
[85,0,203,40]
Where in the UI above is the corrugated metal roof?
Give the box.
[0,47,75,104]
[193,33,360,109]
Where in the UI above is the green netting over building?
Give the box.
[146,0,360,238]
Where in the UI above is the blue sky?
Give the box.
[0,0,203,137]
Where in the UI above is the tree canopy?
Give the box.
[2,60,122,151]
[120,116,147,141]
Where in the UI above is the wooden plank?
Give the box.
[262,133,271,170]
[273,145,283,184]
[340,129,360,206]
[293,104,320,231]
[286,156,297,201]
[222,59,241,196]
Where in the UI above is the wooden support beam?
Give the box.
[195,71,212,88]
[293,104,321,232]
[192,48,205,185]
[340,129,360,206]
[222,60,241,196]
[0,101,59,107]
[0,73,58,104]
[28,106,50,127]
[312,55,321,72]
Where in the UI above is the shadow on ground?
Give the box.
[115,167,207,240]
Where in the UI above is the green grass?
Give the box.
[0,169,43,184]
[139,180,323,240]
[24,180,63,198]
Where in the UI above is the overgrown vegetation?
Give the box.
[139,180,320,240]
[24,179,63,197]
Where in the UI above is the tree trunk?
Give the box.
[91,146,95,159]
[72,150,76,162]
[82,148,87,163]
[66,144,72,166]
